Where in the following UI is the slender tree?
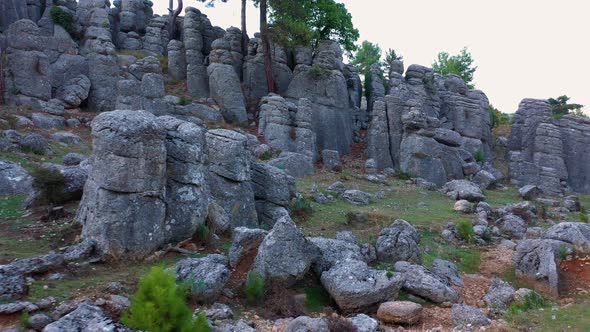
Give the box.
[259,0,275,93]
[0,46,5,105]
[168,0,184,40]
[241,0,248,56]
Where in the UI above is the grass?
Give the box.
[485,187,521,208]
[421,231,481,274]
[0,139,91,173]
[304,286,331,312]
[508,302,590,331]
[505,291,548,322]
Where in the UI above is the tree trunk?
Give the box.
[241,0,248,56]
[168,0,183,41]
[0,46,5,105]
[260,0,275,93]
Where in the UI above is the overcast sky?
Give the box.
[153,0,589,114]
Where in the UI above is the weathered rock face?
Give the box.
[184,7,209,98]
[0,160,32,195]
[251,216,319,286]
[78,0,120,112]
[175,254,230,302]
[367,66,492,187]
[207,63,248,124]
[509,98,590,195]
[514,239,572,294]
[258,94,317,161]
[376,219,422,265]
[394,261,461,304]
[0,0,44,32]
[76,110,168,260]
[284,40,355,155]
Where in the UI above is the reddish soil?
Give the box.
[479,246,515,277]
[560,255,590,296]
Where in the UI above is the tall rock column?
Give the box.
[184,7,208,98]
[77,110,167,260]
[78,0,120,112]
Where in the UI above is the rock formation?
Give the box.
[366,66,493,187]
[509,98,590,195]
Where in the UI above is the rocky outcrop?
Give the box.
[258,94,317,161]
[509,98,590,195]
[394,261,461,304]
[376,219,422,264]
[0,0,45,32]
[0,160,32,195]
[175,254,230,302]
[184,7,209,98]
[284,41,355,155]
[514,239,572,294]
[207,63,247,124]
[367,66,492,187]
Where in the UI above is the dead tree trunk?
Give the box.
[168,0,183,41]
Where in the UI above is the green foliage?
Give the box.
[558,244,570,260]
[259,150,273,161]
[292,196,313,219]
[122,266,209,332]
[394,169,413,180]
[457,220,476,244]
[581,213,589,223]
[31,167,67,205]
[474,149,485,163]
[50,6,74,33]
[505,291,547,322]
[339,169,354,181]
[179,96,193,106]
[195,224,211,242]
[489,105,511,128]
[549,95,585,119]
[309,64,331,79]
[245,272,265,304]
[384,48,403,64]
[386,270,394,279]
[20,312,30,328]
[351,40,382,78]
[194,312,210,332]
[432,47,477,88]
[268,0,359,53]
[304,286,331,312]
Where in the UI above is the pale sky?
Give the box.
[153,0,589,115]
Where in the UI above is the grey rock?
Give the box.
[483,277,515,311]
[207,63,247,124]
[206,202,230,234]
[336,231,359,245]
[376,301,423,325]
[543,222,590,254]
[321,259,403,311]
[452,304,490,327]
[182,103,224,123]
[432,259,464,287]
[453,200,473,213]
[205,302,234,321]
[519,185,543,200]
[309,237,365,275]
[206,129,251,182]
[514,239,571,294]
[50,132,82,145]
[0,301,37,314]
[284,316,329,332]
[350,314,379,332]
[31,113,65,129]
[251,162,296,207]
[326,181,346,196]
[0,270,27,301]
[497,214,527,239]
[0,160,32,195]
[56,75,91,108]
[229,227,268,268]
[322,149,342,171]
[342,190,371,205]
[175,254,230,302]
[19,132,49,154]
[41,99,66,116]
[28,313,53,330]
[268,152,314,178]
[442,180,485,202]
[376,219,422,264]
[394,261,461,304]
[63,153,87,166]
[43,303,128,332]
[251,216,319,286]
[473,170,496,189]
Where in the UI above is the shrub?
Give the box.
[122,266,209,332]
[394,169,413,180]
[292,196,313,219]
[309,64,330,79]
[20,312,30,328]
[558,244,570,260]
[179,96,193,106]
[327,316,357,332]
[50,6,74,33]
[195,224,211,242]
[245,272,265,304]
[580,213,589,223]
[31,167,67,205]
[340,169,354,181]
[386,271,394,279]
[473,149,485,163]
[505,291,547,322]
[259,150,273,161]
[457,220,476,244]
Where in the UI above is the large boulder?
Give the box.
[175,254,230,302]
[376,219,422,264]
[251,216,319,286]
[432,259,464,288]
[228,227,268,268]
[452,304,490,328]
[543,222,590,254]
[394,261,461,304]
[76,110,168,260]
[514,239,572,294]
[0,160,32,195]
[441,180,485,202]
[56,75,91,108]
[251,162,296,207]
[207,63,248,124]
[320,259,403,311]
[309,237,366,275]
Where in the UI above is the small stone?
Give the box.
[377,301,423,325]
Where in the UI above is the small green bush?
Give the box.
[457,220,476,244]
[259,150,273,161]
[474,149,485,163]
[179,96,193,106]
[245,272,265,304]
[580,213,589,223]
[31,167,67,205]
[20,312,30,328]
[195,224,211,242]
[386,271,394,279]
[309,64,331,79]
[340,169,354,181]
[292,196,313,219]
[122,266,210,332]
[50,6,74,33]
[505,291,547,322]
[395,169,413,180]
[558,244,570,260]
